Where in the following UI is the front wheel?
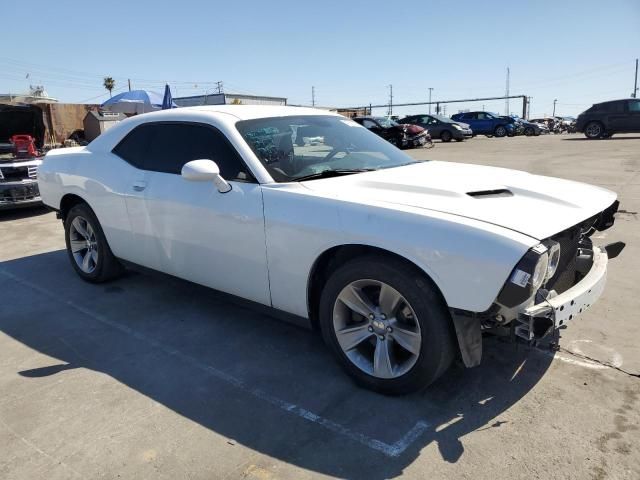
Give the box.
[64,203,123,283]
[584,121,604,139]
[319,256,456,395]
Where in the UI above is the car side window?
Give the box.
[628,100,640,112]
[608,102,625,113]
[114,123,252,181]
[112,124,155,169]
[362,119,377,129]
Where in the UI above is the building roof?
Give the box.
[175,92,287,102]
[86,110,127,122]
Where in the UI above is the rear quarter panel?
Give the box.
[38,148,134,256]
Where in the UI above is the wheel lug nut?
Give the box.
[379,335,385,341]
[381,314,387,320]
[368,326,374,332]
[386,326,392,332]
[368,313,375,320]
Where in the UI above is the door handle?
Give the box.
[132,181,147,192]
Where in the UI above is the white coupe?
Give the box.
[38,106,622,394]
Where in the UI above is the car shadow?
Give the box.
[0,250,554,479]
[563,136,640,141]
[0,205,50,222]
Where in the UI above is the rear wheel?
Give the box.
[584,121,604,139]
[440,130,452,142]
[319,256,456,395]
[64,203,123,283]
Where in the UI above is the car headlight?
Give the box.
[452,124,462,130]
[531,245,549,290]
[545,240,561,280]
[497,243,549,308]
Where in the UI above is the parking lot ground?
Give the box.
[1,133,639,480]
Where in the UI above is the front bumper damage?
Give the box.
[515,245,608,341]
[451,200,623,368]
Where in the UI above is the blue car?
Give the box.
[450,111,515,137]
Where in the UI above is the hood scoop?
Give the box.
[466,188,513,198]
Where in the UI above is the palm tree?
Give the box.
[103,77,115,97]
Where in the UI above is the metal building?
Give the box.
[174,93,287,107]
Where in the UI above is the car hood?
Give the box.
[400,124,426,135]
[453,121,471,129]
[301,161,617,240]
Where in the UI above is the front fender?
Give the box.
[262,184,537,318]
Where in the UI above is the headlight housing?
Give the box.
[497,243,550,308]
[452,124,463,130]
[545,240,561,280]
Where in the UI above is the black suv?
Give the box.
[576,99,640,139]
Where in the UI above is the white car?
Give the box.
[38,106,622,394]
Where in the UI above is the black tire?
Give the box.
[524,127,535,136]
[319,255,456,395]
[584,121,604,139]
[64,203,123,283]
[494,125,507,137]
[455,138,464,142]
[440,130,452,142]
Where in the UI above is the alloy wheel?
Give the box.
[332,279,422,379]
[585,123,602,138]
[69,216,99,274]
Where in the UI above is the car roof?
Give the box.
[87,105,341,153]
[142,105,336,121]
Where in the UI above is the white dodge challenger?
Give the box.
[38,106,623,394]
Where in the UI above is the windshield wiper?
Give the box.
[294,168,375,182]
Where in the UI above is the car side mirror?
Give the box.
[181,159,232,193]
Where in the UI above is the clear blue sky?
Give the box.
[1,0,639,117]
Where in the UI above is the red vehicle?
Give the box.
[10,134,38,158]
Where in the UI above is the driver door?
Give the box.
[125,122,271,306]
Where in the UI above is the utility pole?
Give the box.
[388,84,393,116]
[311,86,315,107]
[428,87,433,114]
[553,98,557,117]
[216,81,223,94]
[527,96,532,119]
[128,79,131,92]
[505,67,510,115]
[633,58,638,98]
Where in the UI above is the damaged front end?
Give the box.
[452,200,624,367]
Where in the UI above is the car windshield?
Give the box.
[236,115,418,182]
[431,115,452,123]
[373,117,398,128]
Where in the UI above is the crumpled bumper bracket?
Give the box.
[515,245,609,341]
